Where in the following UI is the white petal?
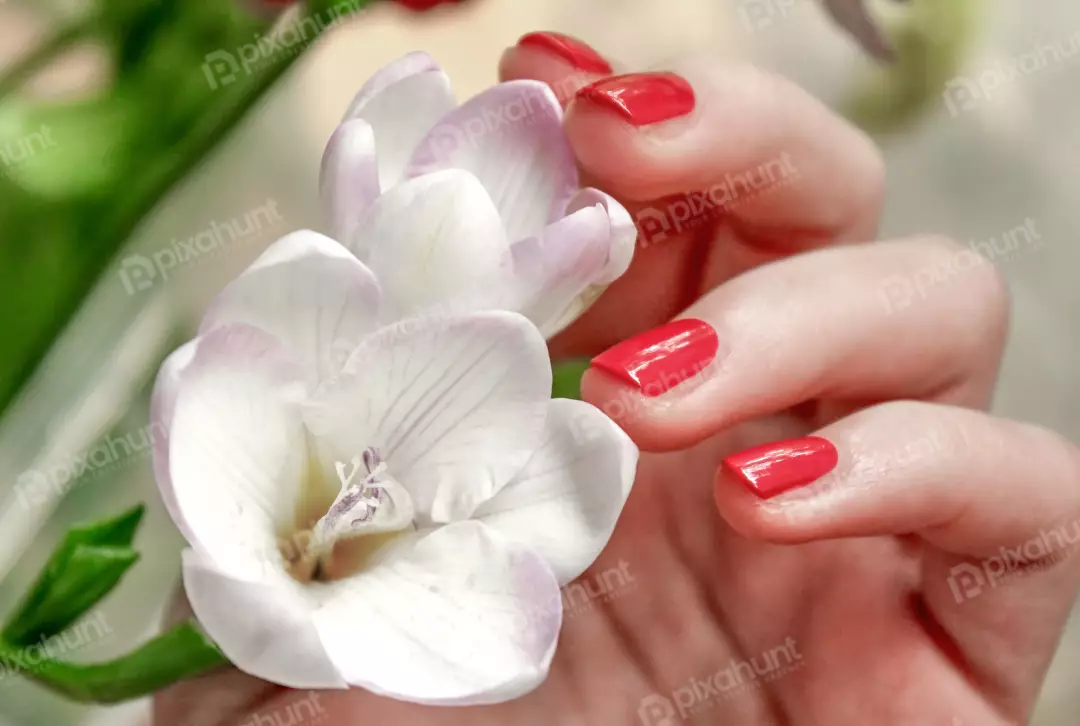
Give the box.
[349,170,514,322]
[313,521,561,705]
[406,81,578,242]
[474,399,638,584]
[170,325,308,579]
[343,52,455,189]
[566,188,637,284]
[320,119,380,242]
[308,312,550,524]
[200,230,380,390]
[509,203,611,337]
[182,549,346,689]
[150,339,198,541]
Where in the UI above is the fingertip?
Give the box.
[565,71,699,199]
[580,366,711,453]
[500,32,613,105]
[517,31,614,75]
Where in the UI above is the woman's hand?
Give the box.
[156,33,1079,726]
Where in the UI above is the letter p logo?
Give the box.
[118,255,157,295]
[638,694,679,726]
[202,50,241,90]
[947,563,987,603]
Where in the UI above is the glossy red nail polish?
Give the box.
[518,32,613,75]
[723,436,838,499]
[575,72,695,126]
[590,319,718,397]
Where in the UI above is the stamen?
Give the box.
[292,447,415,581]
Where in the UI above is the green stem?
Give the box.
[0,620,228,703]
[0,15,98,100]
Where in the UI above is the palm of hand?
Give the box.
[254,416,997,726]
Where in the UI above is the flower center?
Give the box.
[279,447,414,582]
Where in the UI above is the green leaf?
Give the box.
[552,359,589,400]
[0,619,229,704]
[2,506,144,646]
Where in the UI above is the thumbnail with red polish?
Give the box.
[518,32,613,74]
[723,436,838,499]
[590,319,718,397]
[576,72,695,126]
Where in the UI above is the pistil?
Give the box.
[279,447,414,583]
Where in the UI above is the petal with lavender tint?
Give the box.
[182,549,346,690]
[200,230,380,390]
[313,521,561,705]
[149,339,198,541]
[508,202,612,337]
[566,187,637,285]
[169,324,308,579]
[348,169,515,322]
[343,52,456,189]
[406,81,578,242]
[474,398,638,584]
[308,311,550,525]
[320,118,380,242]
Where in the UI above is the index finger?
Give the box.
[566,56,885,246]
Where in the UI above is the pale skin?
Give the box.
[155,38,1080,726]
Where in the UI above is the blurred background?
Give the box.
[0,0,1076,723]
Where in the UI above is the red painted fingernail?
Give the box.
[722,436,838,499]
[590,319,718,397]
[518,32,613,75]
[575,72,695,126]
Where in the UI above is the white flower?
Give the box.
[151,231,638,704]
[319,52,637,336]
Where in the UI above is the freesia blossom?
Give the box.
[151,231,638,703]
[320,52,636,336]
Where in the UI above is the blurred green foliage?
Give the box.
[0,505,228,702]
[0,0,375,418]
[846,0,979,133]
